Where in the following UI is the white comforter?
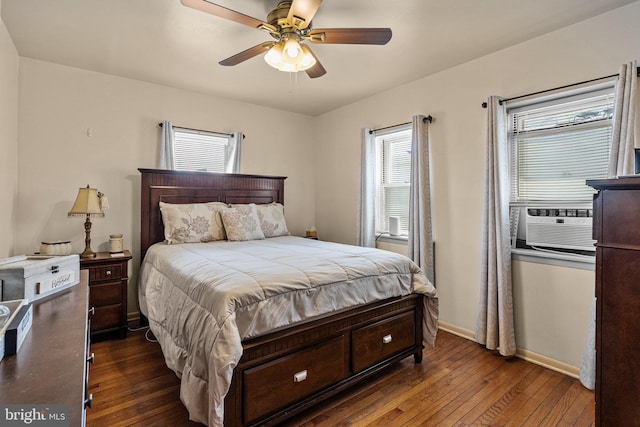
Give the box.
[139,236,438,426]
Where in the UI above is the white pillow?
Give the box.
[159,201,229,244]
[221,204,265,241]
[255,202,290,238]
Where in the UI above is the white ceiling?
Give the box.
[2,0,637,116]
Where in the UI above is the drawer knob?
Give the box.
[84,393,93,409]
[382,334,393,344]
[293,370,308,383]
[106,270,112,275]
[89,307,95,316]
[87,352,95,364]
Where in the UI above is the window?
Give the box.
[172,127,240,173]
[508,84,615,263]
[509,89,614,203]
[374,125,412,237]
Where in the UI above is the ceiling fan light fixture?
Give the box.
[283,38,301,59]
[280,62,298,73]
[264,39,316,73]
[264,41,285,69]
[298,44,316,69]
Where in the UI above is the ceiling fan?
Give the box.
[180,0,392,78]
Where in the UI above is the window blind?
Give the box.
[173,127,229,173]
[375,127,412,234]
[509,92,614,202]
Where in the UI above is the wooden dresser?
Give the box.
[587,176,640,426]
[80,251,132,340]
[0,271,91,426]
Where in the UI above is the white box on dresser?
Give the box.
[0,254,80,302]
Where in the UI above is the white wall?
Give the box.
[0,5,19,258]
[314,1,640,369]
[15,58,316,313]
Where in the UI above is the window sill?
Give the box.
[511,247,594,271]
[376,234,408,245]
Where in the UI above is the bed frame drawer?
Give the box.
[352,311,416,373]
[243,335,347,424]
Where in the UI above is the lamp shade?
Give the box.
[68,186,105,217]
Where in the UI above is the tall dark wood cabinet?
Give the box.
[587,176,640,427]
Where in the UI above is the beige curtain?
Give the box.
[225,132,243,173]
[475,96,516,357]
[580,61,638,390]
[357,128,376,247]
[608,60,638,177]
[407,115,435,285]
[159,120,175,169]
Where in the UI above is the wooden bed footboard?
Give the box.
[225,294,424,426]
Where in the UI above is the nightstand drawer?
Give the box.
[89,282,122,307]
[351,311,415,373]
[89,264,125,282]
[91,304,122,332]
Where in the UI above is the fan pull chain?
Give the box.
[288,70,299,94]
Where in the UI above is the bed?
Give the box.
[137,168,438,427]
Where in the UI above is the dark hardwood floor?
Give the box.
[87,327,594,426]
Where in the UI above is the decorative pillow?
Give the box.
[159,201,230,244]
[254,202,290,238]
[221,204,265,241]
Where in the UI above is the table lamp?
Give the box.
[68,185,105,258]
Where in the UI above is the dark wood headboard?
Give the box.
[139,168,286,259]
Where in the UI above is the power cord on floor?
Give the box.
[144,328,158,343]
[127,324,158,343]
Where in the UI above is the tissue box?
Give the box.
[0,254,80,302]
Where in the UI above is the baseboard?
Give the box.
[515,349,579,379]
[437,320,579,379]
[438,320,475,340]
[127,311,140,322]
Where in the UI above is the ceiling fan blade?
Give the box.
[181,0,277,32]
[287,0,322,29]
[219,42,275,66]
[305,49,326,78]
[308,28,392,45]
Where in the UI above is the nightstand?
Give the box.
[80,250,132,340]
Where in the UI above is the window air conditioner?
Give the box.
[525,207,595,252]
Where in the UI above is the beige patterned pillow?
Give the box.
[255,203,290,238]
[221,204,265,241]
[159,201,229,244]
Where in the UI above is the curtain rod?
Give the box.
[481,66,640,108]
[158,122,245,139]
[369,115,433,134]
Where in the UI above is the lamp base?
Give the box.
[80,246,96,258]
[80,215,96,258]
